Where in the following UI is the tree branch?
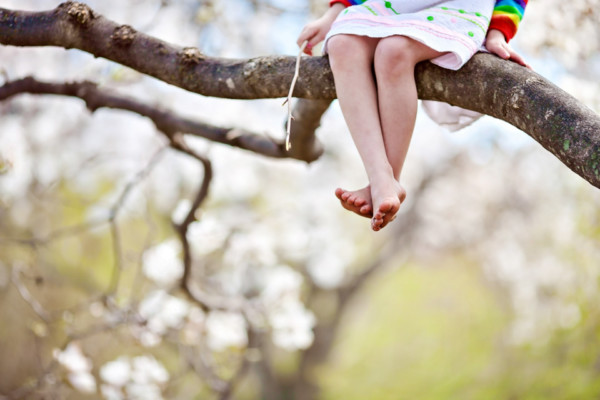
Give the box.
[168,139,213,312]
[286,99,330,162]
[415,58,600,189]
[0,77,324,162]
[1,2,598,187]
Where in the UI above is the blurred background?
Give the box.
[0,0,599,399]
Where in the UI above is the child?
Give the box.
[297,0,528,231]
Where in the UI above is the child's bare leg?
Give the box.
[328,34,402,230]
[370,36,445,229]
[327,35,380,218]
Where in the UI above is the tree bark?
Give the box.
[1,2,599,188]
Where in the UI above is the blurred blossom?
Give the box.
[148,156,187,215]
[71,168,103,197]
[54,343,97,393]
[560,76,600,113]
[225,230,278,269]
[54,342,93,373]
[100,357,131,387]
[215,160,261,202]
[101,384,124,400]
[171,198,191,225]
[35,152,60,186]
[68,371,97,394]
[260,265,303,303]
[521,0,600,64]
[269,298,316,351]
[307,250,348,290]
[100,355,169,400]
[205,311,248,351]
[126,382,163,400]
[276,224,311,263]
[132,329,162,348]
[142,240,184,286]
[187,217,229,256]
[138,290,190,342]
[131,355,169,384]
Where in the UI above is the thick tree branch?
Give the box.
[1,3,599,187]
[285,99,330,162]
[415,58,600,189]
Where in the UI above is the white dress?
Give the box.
[324,0,497,129]
[325,0,495,70]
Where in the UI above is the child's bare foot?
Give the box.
[370,178,406,231]
[335,186,373,218]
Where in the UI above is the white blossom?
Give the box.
[100,355,169,400]
[54,343,97,394]
[187,217,229,256]
[224,230,278,269]
[307,251,348,290]
[101,384,125,400]
[68,371,97,394]
[136,290,190,345]
[126,383,163,400]
[171,198,191,225]
[54,342,93,373]
[269,299,316,351]
[205,311,248,351]
[131,355,169,384]
[260,265,303,303]
[142,240,183,286]
[100,357,131,387]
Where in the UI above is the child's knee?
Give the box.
[327,35,356,59]
[327,35,375,67]
[374,37,417,77]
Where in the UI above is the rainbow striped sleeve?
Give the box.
[329,0,366,7]
[489,0,528,42]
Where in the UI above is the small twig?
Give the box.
[283,40,308,151]
[12,264,51,323]
[106,146,167,295]
[177,342,228,393]
[107,221,123,295]
[109,146,167,222]
[129,194,159,302]
[0,219,109,248]
[169,138,213,311]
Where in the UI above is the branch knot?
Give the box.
[64,2,94,26]
[179,47,204,65]
[111,25,136,47]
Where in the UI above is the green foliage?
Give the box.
[319,256,600,400]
